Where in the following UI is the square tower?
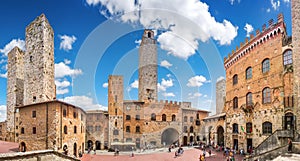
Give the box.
[216,78,226,114]
[6,47,24,141]
[138,30,157,102]
[23,14,56,105]
[108,75,124,147]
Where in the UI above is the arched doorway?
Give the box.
[183,136,188,146]
[74,143,77,157]
[20,142,26,152]
[284,112,295,130]
[95,141,101,150]
[189,136,194,145]
[217,126,224,146]
[208,126,212,145]
[161,128,179,145]
[87,140,93,150]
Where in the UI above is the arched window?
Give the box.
[74,126,77,134]
[151,113,156,121]
[63,109,67,117]
[21,127,25,134]
[183,126,188,132]
[184,116,188,122]
[246,92,253,107]
[162,114,166,121]
[190,126,194,133]
[136,126,140,133]
[262,58,270,73]
[233,123,239,133]
[172,115,176,121]
[262,87,271,104]
[283,50,292,65]
[233,97,238,109]
[64,125,68,134]
[246,67,252,79]
[190,117,194,122]
[126,126,130,132]
[73,112,77,118]
[246,122,252,133]
[262,122,272,134]
[233,74,238,85]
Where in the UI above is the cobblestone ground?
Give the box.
[0,140,19,153]
[81,147,245,161]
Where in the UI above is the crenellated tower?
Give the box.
[23,14,56,105]
[138,30,157,102]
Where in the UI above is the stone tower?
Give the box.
[108,75,124,146]
[138,30,157,102]
[6,47,24,141]
[23,14,56,105]
[292,0,300,131]
[216,78,226,114]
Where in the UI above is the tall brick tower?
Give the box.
[108,75,124,146]
[23,14,56,105]
[6,47,25,141]
[292,0,300,131]
[138,30,157,102]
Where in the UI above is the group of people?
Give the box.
[199,148,212,161]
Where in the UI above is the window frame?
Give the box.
[233,97,238,109]
[246,67,252,79]
[283,50,292,65]
[262,58,270,73]
[262,122,272,134]
[233,74,238,85]
[262,87,271,104]
[246,92,253,107]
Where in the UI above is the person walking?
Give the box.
[288,138,292,152]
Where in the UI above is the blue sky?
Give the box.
[0,0,292,121]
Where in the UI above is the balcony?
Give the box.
[241,102,254,113]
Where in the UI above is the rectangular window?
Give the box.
[33,127,36,134]
[126,115,131,120]
[126,126,130,132]
[136,115,140,120]
[115,109,117,115]
[32,111,36,118]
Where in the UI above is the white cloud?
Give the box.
[271,0,280,10]
[166,74,172,78]
[55,79,71,95]
[267,8,271,12]
[135,39,142,48]
[244,23,254,37]
[127,80,139,91]
[64,59,71,65]
[217,76,225,82]
[59,35,77,51]
[0,39,25,56]
[55,61,82,78]
[157,78,173,92]
[0,105,6,122]
[160,60,173,68]
[204,94,208,98]
[283,0,289,3]
[102,82,108,88]
[61,95,107,111]
[87,0,238,60]
[229,0,241,5]
[0,59,6,64]
[0,72,7,78]
[188,92,202,99]
[187,75,209,87]
[162,92,175,97]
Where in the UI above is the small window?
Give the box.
[30,56,33,62]
[136,115,140,120]
[63,109,67,117]
[151,113,156,121]
[190,117,194,122]
[162,114,166,121]
[262,87,271,104]
[115,120,117,127]
[172,115,176,121]
[74,126,77,134]
[73,112,77,118]
[114,95,118,102]
[262,122,272,134]
[148,32,151,38]
[233,97,238,109]
[233,123,239,133]
[246,122,252,133]
[113,129,119,135]
[126,115,131,120]
[64,125,67,134]
[183,126,187,133]
[246,67,252,79]
[126,126,130,132]
[233,74,238,85]
[21,127,24,134]
[115,109,117,115]
[32,111,36,118]
[33,127,36,134]
[190,126,194,133]
[184,116,187,122]
[33,96,36,102]
[136,105,141,110]
[136,126,140,133]
[283,50,292,65]
[262,58,270,73]
[196,114,199,119]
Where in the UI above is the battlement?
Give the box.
[224,13,285,69]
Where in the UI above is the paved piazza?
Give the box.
[81,147,245,161]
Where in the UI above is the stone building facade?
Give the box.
[0,121,7,141]
[86,110,109,150]
[216,78,226,114]
[17,100,86,157]
[108,30,209,151]
[223,14,294,152]
[292,0,300,136]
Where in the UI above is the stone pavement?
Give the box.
[80,147,245,161]
[0,140,19,153]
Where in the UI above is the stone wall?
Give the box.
[216,78,226,114]
[0,121,7,141]
[24,14,55,106]
[6,47,24,141]
[0,150,79,161]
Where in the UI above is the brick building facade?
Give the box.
[223,13,293,152]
